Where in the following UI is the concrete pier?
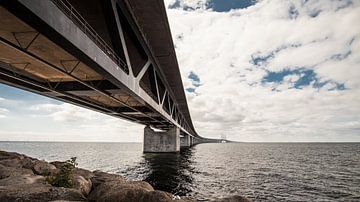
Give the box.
[143,126,180,153]
[180,134,191,147]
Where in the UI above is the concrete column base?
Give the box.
[143,126,180,153]
[180,134,191,147]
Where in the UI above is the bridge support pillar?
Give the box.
[180,134,191,147]
[143,126,180,153]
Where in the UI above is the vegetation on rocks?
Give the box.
[46,157,78,188]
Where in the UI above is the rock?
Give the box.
[71,174,92,196]
[88,180,162,202]
[0,151,23,161]
[215,195,251,202]
[90,170,125,188]
[0,184,86,202]
[50,161,66,169]
[33,160,57,176]
[0,164,34,179]
[141,190,173,202]
[21,157,37,169]
[74,167,94,180]
[0,174,46,186]
[0,157,24,168]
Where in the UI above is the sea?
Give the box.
[0,142,359,201]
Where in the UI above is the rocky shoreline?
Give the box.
[0,150,249,202]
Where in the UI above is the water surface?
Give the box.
[0,142,359,201]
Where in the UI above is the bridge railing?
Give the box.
[51,0,129,74]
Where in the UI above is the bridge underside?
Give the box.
[0,0,226,152]
[0,5,166,127]
[0,0,193,131]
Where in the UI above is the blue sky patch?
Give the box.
[250,44,301,66]
[186,87,196,93]
[188,71,201,87]
[207,0,256,12]
[168,0,256,12]
[262,68,345,90]
[187,72,201,95]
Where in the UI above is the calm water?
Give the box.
[0,142,359,201]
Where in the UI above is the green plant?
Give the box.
[46,157,78,188]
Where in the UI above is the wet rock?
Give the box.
[33,160,57,176]
[0,164,34,179]
[90,170,125,188]
[0,184,87,202]
[0,174,46,186]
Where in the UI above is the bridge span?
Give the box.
[0,0,222,152]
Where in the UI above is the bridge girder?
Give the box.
[0,0,199,137]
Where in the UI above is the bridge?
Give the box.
[0,0,223,152]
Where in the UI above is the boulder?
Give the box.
[141,190,173,202]
[0,174,46,186]
[0,164,33,179]
[90,170,125,188]
[21,157,37,170]
[88,180,163,202]
[0,184,86,202]
[33,160,57,176]
[50,161,66,169]
[0,151,23,161]
[71,174,92,196]
[0,158,23,168]
[74,167,94,180]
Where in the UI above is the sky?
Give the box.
[1,0,360,142]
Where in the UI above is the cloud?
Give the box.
[165,0,360,141]
[30,103,102,123]
[0,98,9,118]
[0,0,359,142]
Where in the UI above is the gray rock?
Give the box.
[50,161,66,169]
[73,168,94,180]
[88,180,163,202]
[33,160,57,176]
[0,184,86,202]
[71,174,92,196]
[90,170,125,188]
[0,151,23,161]
[141,190,173,202]
[0,164,34,179]
[0,174,46,186]
[0,158,23,168]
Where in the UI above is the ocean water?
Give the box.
[0,142,359,201]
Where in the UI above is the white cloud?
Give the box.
[0,107,9,118]
[30,103,101,122]
[0,0,359,142]
[165,0,360,141]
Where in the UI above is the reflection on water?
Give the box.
[142,148,194,196]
